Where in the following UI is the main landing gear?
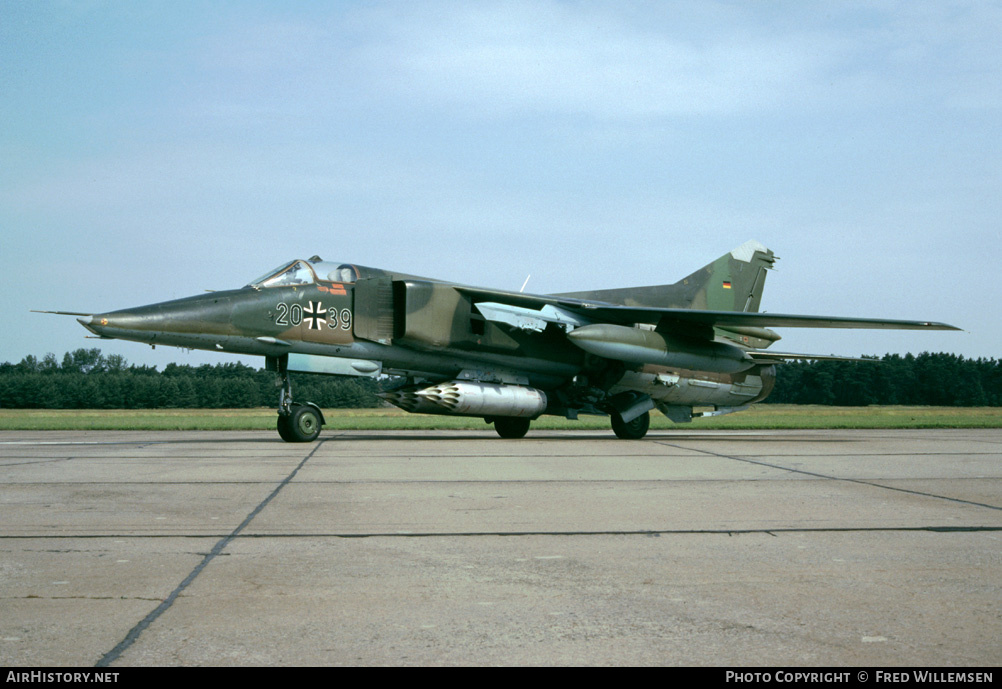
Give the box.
[276,366,325,443]
[492,417,531,439]
[487,411,651,440]
[611,410,650,440]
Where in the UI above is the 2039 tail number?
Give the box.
[276,302,351,330]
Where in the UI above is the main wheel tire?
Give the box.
[611,410,650,440]
[494,417,531,439]
[277,413,296,442]
[279,405,323,443]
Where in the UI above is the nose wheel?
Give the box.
[276,361,325,442]
[278,404,323,442]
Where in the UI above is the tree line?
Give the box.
[766,353,1001,406]
[0,349,381,409]
[0,349,998,409]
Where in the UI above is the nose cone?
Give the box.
[78,292,238,342]
[76,315,98,334]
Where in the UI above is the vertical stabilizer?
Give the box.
[554,240,776,312]
[685,240,775,313]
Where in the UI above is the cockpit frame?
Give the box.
[249,259,360,289]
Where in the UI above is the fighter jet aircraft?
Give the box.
[41,241,959,442]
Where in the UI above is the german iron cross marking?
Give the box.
[304,301,327,330]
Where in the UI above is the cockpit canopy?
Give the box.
[248,259,360,288]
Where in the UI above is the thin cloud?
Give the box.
[356,4,842,119]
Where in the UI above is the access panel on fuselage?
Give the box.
[353,277,396,345]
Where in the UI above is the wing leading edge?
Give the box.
[461,286,960,334]
[578,305,960,331]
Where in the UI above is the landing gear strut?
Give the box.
[276,359,325,443]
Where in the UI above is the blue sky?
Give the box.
[2,1,998,370]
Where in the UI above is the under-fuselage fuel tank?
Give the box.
[568,323,753,373]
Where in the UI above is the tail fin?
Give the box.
[682,240,775,312]
[556,240,776,312]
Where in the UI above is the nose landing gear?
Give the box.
[275,357,325,443]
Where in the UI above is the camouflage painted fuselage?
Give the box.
[71,241,956,439]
